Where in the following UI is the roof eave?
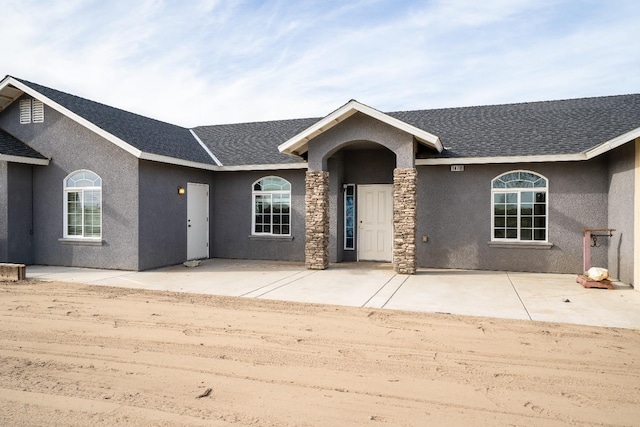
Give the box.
[215,162,308,171]
[278,100,443,156]
[138,152,220,171]
[1,77,221,171]
[584,127,640,159]
[2,77,144,158]
[0,154,50,166]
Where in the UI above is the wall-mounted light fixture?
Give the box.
[177,186,185,195]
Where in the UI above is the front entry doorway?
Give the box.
[187,182,209,260]
[357,184,393,262]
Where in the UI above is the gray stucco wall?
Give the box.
[138,160,213,270]
[329,148,396,262]
[327,154,345,263]
[0,162,7,261]
[308,113,415,170]
[607,143,634,284]
[6,163,34,263]
[0,97,140,270]
[210,169,306,261]
[417,160,609,273]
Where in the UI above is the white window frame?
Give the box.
[252,176,291,236]
[491,170,548,243]
[63,170,102,240]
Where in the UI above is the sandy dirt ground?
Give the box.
[0,280,639,426]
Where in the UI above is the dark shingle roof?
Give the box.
[195,94,640,165]
[390,94,640,159]
[0,128,47,159]
[13,77,216,165]
[10,76,640,166]
[193,118,317,165]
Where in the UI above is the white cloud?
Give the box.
[1,0,638,127]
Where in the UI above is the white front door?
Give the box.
[187,183,209,260]
[357,184,393,262]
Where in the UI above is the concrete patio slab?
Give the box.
[385,270,531,321]
[256,266,398,306]
[508,272,640,329]
[23,259,640,329]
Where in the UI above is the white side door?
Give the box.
[187,183,209,260]
[357,184,393,262]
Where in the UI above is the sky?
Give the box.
[2,0,639,128]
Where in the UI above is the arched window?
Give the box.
[491,171,548,242]
[252,176,291,236]
[64,170,102,239]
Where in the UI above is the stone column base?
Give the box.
[305,171,329,270]
[393,168,417,274]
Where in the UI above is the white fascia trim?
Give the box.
[0,154,50,165]
[416,128,640,166]
[138,152,220,171]
[215,162,308,171]
[189,129,222,166]
[4,77,143,157]
[584,127,640,159]
[356,102,443,152]
[416,153,586,166]
[278,100,443,155]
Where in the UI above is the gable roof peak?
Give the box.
[278,98,444,156]
[0,75,219,169]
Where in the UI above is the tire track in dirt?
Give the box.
[1,281,639,426]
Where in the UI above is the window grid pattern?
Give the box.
[64,171,102,239]
[344,184,355,250]
[492,171,547,242]
[252,177,291,236]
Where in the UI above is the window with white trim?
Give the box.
[64,170,102,239]
[252,176,291,235]
[491,171,548,242]
[19,98,44,124]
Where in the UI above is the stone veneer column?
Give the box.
[393,168,417,274]
[305,171,330,270]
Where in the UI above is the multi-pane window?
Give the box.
[344,184,355,250]
[64,170,102,238]
[252,176,291,235]
[491,171,547,242]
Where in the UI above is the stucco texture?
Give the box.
[0,97,140,270]
[0,162,7,261]
[327,148,396,262]
[417,160,610,274]
[209,169,306,262]
[138,160,213,270]
[607,143,634,283]
[307,113,415,171]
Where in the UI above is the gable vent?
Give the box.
[32,99,44,123]
[20,99,31,124]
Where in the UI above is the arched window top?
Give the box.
[65,170,102,188]
[492,170,547,189]
[253,176,290,192]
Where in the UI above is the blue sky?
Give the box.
[2,0,639,127]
